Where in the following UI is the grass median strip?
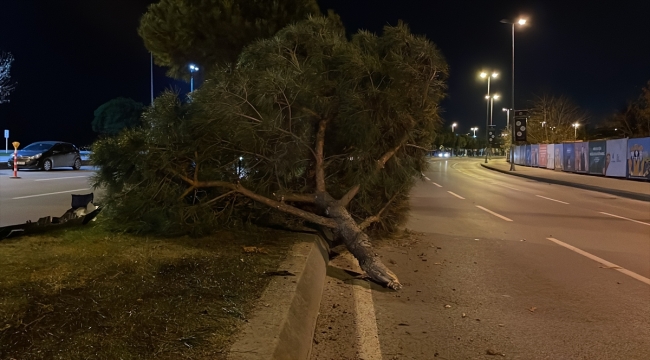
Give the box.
[0,223,296,359]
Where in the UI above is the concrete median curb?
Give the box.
[481,163,650,202]
[228,233,328,360]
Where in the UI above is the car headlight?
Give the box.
[28,153,43,160]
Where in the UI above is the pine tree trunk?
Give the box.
[323,198,402,290]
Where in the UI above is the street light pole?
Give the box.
[480,72,498,163]
[501,17,526,171]
[573,123,579,139]
[189,64,199,92]
[150,53,154,104]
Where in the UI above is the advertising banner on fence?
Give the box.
[563,143,575,171]
[574,142,589,173]
[525,145,532,166]
[513,145,520,164]
[605,138,627,177]
[531,144,540,167]
[553,144,563,170]
[588,141,606,175]
[539,144,548,168]
[518,146,525,165]
[627,137,650,180]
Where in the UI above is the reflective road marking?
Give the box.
[475,205,513,222]
[34,176,89,181]
[536,195,570,204]
[447,191,465,200]
[599,212,650,227]
[431,182,443,188]
[13,188,91,200]
[547,237,650,286]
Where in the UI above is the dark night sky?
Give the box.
[1,0,649,146]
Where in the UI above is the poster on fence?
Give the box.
[513,145,520,164]
[539,144,548,168]
[574,142,589,173]
[553,144,562,170]
[525,145,532,166]
[563,143,575,171]
[627,137,650,180]
[605,138,627,177]
[588,141,606,175]
[531,144,540,167]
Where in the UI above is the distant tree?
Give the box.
[603,81,650,138]
[526,95,588,143]
[138,0,321,79]
[0,52,15,104]
[92,17,448,289]
[92,97,145,135]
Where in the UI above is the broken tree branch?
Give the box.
[359,192,400,230]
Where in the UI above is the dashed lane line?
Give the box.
[536,195,569,204]
[475,205,513,222]
[447,191,465,200]
[599,212,650,226]
[547,237,650,286]
[34,176,89,181]
[12,188,91,200]
[431,182,443,188]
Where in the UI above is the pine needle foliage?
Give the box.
[93,16,448,237]
[138,0,321,79]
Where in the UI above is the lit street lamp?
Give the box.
[480,71,498,163]
[501,17,527,170]
[189,64,199,92]
[573,123,580,139]
[452,122,457,133]
[471,127,478,137]
[484,94,500,162]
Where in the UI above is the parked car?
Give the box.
[7,141,82,171]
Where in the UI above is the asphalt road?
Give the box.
[313,157,650,360]
[0,167,101,227]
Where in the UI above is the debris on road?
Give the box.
[486,349,505,356]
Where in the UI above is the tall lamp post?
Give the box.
[485,94,500,161]
[480,72,498,163]
[189,64,199,92]
[501,17,527,171]
[452,122,457,133]
[573,123,580,139]
[471,127,478,137]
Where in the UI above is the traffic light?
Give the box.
[488,125,496,142]
[514,110,528,141]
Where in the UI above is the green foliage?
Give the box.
[92,97,145,136]
[94,16,448,235]
[138,0,321,78]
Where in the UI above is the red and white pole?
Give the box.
[10,141,20,179]
[13,148,17,177]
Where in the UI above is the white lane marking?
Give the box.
[12,188,91,200]
[424,176,431,181]
[431,182,443,188]
[34,176,89,182]
[34,176,88,181]
[475,205,513,222]
[547,237,650,286]
[599,212,650,226]
[447,191,465,200]
[353,282,383,360]
[536,195,569,204]
[492,182,521,191]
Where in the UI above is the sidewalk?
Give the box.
[481,159,650,202]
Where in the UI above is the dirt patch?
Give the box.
[0,224,296,359]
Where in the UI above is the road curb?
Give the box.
[481,163,650,202]
[228,234,328,360]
